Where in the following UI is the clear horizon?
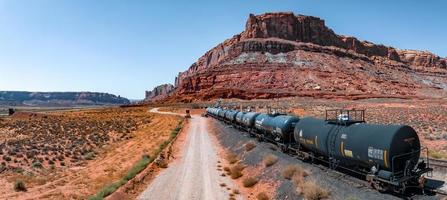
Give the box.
[1,0,446,99]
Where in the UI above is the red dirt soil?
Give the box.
[0,107,182,199]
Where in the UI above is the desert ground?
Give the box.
[139,98,446,200]
[0,107,182,199]
[0,98,446,200]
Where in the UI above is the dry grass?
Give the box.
[263,154,278,167]
[156,158,168,168]
[244,142,256,152]
[292,173,305,186]
[282,164,308,180]
[242,177,258,187]
[299,181,330,200]
[429,149,447,159]
[0,107,183,199]
[14,180,27,192]
[226,153,239,164]
[256,192,269,200]
[232,189,240,194]
[229,164,245,179]
[0,107,154,172]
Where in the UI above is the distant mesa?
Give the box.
[153,12,447,102]
[0,91,130,106]
[144,84,175,102]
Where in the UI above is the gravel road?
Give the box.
[138,110,239,200]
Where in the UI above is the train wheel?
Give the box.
[248,130,254,137]
[280,145,289,153]
[370,180,386,193]
[308,153,315,163]
[394,183,406,195]
[295,151,301,159]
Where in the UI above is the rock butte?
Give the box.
[159,12,447,102]
[145,84,175,102]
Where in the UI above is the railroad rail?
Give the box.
[424,158,447,169]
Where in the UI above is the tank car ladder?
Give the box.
[328,124,343,169]
[325,109,365,170]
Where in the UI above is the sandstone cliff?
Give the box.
[145,84,175,102]
[171,12,447,102]
[0,91,130,106]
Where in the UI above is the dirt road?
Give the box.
[139,109,239,200]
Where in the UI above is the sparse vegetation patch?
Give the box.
[89,120,183,200]
[256,192,269,200]
[429,149,447,159]
[244,142,256,151]
[13,180,27,192]
[263,154,278,167]
[0,108,154,171]
[242,177,258,187]
[299,181,330,200]
[84,152,96,160]
[226,152,239,164]
[282,164,308,180]
[229,163,245,179]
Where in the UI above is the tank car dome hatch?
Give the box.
[325,109,365,125]
[337,113,350,121]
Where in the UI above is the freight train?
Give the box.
[206,107,433,194]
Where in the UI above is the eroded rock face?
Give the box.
[397,50,447,69]
[169,12,447,102]
[145,84,175,102]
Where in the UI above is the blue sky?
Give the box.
[0,0,445,99]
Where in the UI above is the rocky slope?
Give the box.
[144,84,175,102]
[0,91,130,106]
[169,12,447,102]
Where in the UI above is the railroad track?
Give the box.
[427,158,447,169]
[230,122,447,197]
